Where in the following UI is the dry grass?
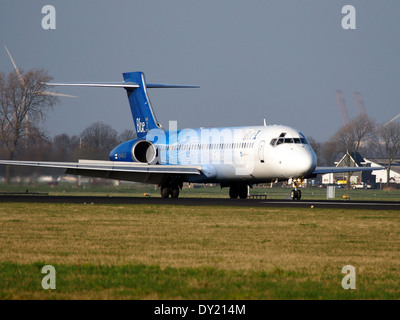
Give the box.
[0,203,399,299]
[1,203,399,271]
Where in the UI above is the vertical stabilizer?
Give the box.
[123,72,161,138]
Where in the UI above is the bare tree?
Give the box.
[307,136,321,165]
[333,114,375,188]
[334,114,375,155]
[52,133,80,162]
[80,122,119,160]
[118,129,137,144]
[320,138,340,167]
[372,122,400,186]
[16,128,53,177]
[0,69,60,182]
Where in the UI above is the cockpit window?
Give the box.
[270,134,308,147]
[299,132,308,144]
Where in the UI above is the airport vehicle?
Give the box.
[0,71,381,200]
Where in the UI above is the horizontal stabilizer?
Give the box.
[46,82,140,88]
[146,83,199,88]
[46,82,199,89]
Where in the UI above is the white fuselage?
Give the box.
[153,124,317,184]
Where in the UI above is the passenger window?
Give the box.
[270,139,277,146]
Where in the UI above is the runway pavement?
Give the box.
[1,194,400,210]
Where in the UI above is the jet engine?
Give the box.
[132,140,158,164]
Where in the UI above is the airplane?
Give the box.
[0,70,383,200]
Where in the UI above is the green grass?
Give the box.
[1,182,400,201]
[1,262,394,300]
[0,203,399,299]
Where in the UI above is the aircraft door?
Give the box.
[258,140,265,163]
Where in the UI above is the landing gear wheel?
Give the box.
[229,185,239,199]
[238,185,249,199]
[171,187,179,199]
[290,189,301,200]
[161,187,170,198]
[229,184,248,199]
[160,184,180,199]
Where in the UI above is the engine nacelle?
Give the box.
[132,140,158,164]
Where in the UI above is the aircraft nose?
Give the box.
[295,148,316,177]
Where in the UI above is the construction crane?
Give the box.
[353,92,368,116]
[335,90,350,126]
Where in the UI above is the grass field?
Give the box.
[1,182,400,201]
[0,202,399,299]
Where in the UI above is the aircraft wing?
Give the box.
[312,166,384,175]
[0,159,202,185]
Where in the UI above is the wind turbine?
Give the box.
[4,45,77,98]
[3,45,77,146]
[384,113,400,126]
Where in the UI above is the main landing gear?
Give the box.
[290,179,302,200]
[160,182,181,198]
[229,184,249,199]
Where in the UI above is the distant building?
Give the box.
[321,152,400,186]
[363,158,400,184]
[321,152,375,186]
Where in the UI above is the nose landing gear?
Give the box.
[290,189,301,200]
[290,179,302,200]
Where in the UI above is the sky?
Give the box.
[0,0,399,142]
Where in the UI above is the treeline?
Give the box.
[0,122,136,178]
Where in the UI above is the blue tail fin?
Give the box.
[123,72,161,139]
[47,71,198,140]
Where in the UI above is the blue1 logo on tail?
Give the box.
[136,118,146,133]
